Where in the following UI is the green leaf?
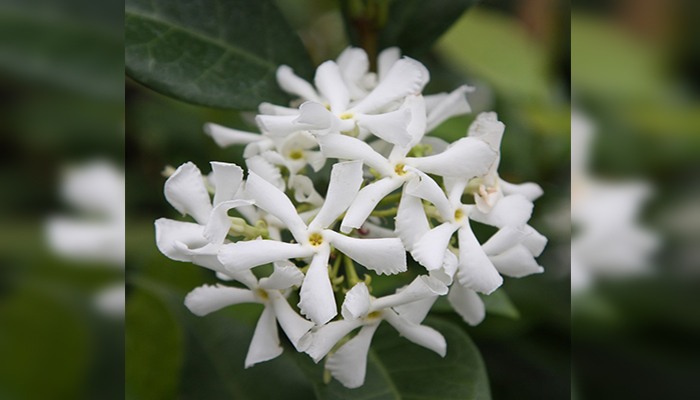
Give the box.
[130,279,315,400]
[480,289,520,320]
[435,9,550,100]
[125,0,314,110]
[126,289,184,400]
[377,0,479,58]
[294,317,491,400]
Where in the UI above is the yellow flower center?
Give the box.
[288,149,304,160]
[454,208,464,222]
[366,311,382,319]
[308,232,324,247]
[394,163,407,176]
[339,112,354,120]
[257,289,269,301]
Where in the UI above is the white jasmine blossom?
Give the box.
[218,160,407,325]
[155,46,549,389]
[184,261,314,368]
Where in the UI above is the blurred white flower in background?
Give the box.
[47,160,125,316]
[570,111,659,292]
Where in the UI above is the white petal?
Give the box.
[325,231,407,275]
[394,188,430,251]
[217,269,259,290]
[326,322,380,389]
[305,150,327,172]
[301,319,364,363]
[184,284,258,316]
[426,85,474,132]
[341,282,371,321]
[420,136,450,155]
[164,162,212,224]
[258,261,305,290]
[315,61,350,113]
[309,160,364,230]
[382,309,446,357]
[406,137,497,178]
[490,245,544,277]
[258,102,300,116]
[424,92,449,112]
[203,199,255,245]
[522,225,548,257]
[351,57,426,114]
[377,46,401,82]
[244,171,308,241]
[447,284,485,326]
[245,305,283,368]
[371,275,447,311]
[457,225,503,294]
[336,46,370,99]
[204,123,263,148]
[467,112,505,150]
[470,194,533,228]
[289,175,325,207]
[218,240,313,271]
[155,218,208,262]
[245,155,285,192]
[317,134,393,176]
[276,65,321,102]
[481,226,530,256]
[389,94,428,160]
[298,249,337,325]
[405,171,453,221]
[268,291,314,351]
[393,296,438,325]
[499,179,544,202]
[295,101,338,132]
[256,114,314,137]
[430,250,459,285]
[340,177,402,233]
[210,162,244,206]
[356,108,412,146]
[411,222,458,271]
[358,220,396,238]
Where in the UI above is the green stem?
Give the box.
[344,255,361,288]
[377,191,402,207]
[370,207,398,217]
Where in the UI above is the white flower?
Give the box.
[184,261,314,368]
[466,112,544,213]
[300,276,448,388]
[405,170,546,292]
[317,95,497,233]
[218,160,407,325]
[155,161,255,276]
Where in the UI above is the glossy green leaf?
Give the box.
[377,0,479,58]
[294,317,491,400]
[125,0,314,110]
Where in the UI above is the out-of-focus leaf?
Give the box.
[435,9,549,100]
[294,317,491,400]
[125,0,314,110]
[480,289,520,319]
[0,0,123,99]
[377,0,479,58]
[0,286,91,400]
[125,289,183,400]
[571,14,665,101]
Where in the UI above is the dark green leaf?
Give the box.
[129,279,315,400]
[480,289,520,319]
[294,317,491,400]
[126,289,183,400]
[377,0,479,58]
[125,0,314,110]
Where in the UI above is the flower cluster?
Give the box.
[155,47,547,388]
